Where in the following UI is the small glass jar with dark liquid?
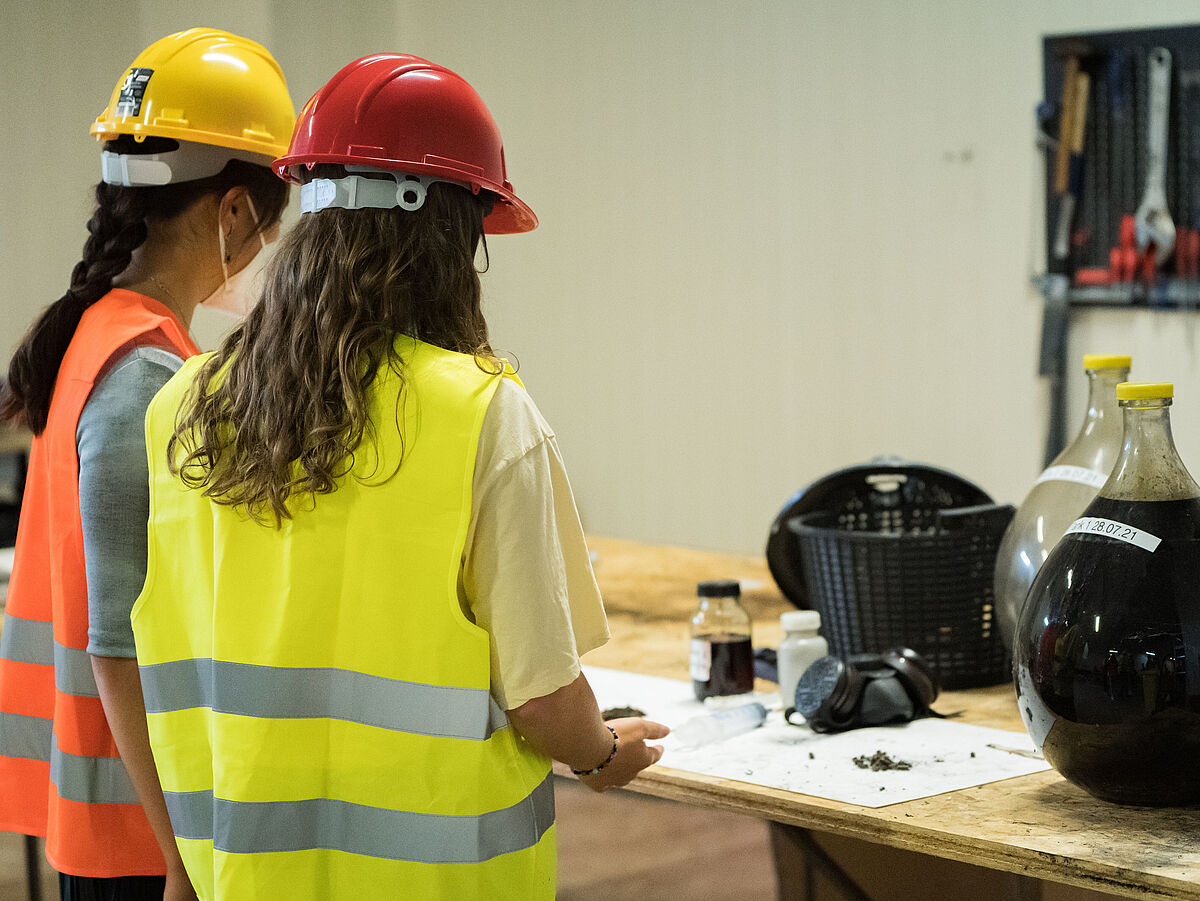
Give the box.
[690,579,754,701]
[1015,382,1200,805]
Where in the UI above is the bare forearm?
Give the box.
[507,671,613,766]
[90,655,188,876]
[507,671,669,792]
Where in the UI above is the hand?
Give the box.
[165,865,198,901]
[579,717,670,793]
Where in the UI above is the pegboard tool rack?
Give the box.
[1037,23,1200,465]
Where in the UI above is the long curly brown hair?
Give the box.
[168,171,500,524]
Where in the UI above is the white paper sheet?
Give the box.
[585,665,1051,808]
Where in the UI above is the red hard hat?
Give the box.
[274,54,536,234]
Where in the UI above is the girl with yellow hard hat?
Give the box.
[0,28,294,901]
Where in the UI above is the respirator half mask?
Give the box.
[787,647,943,734]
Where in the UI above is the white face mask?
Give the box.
[202,195,274,320]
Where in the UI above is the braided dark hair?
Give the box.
[0,136,287,434]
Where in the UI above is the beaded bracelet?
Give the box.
[571,726,619,776]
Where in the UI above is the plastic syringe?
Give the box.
[671,702,768,749]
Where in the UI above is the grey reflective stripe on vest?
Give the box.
[53,642,99,698]
[164,769,555,863]
[0,618,129,803]
[163,789,214,840]
[0,711,52,762]
[1,615,104,698]
[141,658,508,740]
[49,735,139,805]
[0,613,53,666]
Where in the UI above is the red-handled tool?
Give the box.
[1108,214,1138,282]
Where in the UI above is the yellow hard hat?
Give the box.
[91,28,295,163]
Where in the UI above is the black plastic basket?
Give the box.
[772,460,1014,689]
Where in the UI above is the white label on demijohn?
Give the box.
[1035,465,1109,489]
[1065,516,1163,552]
[689,639,712,681]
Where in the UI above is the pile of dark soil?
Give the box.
[853,750,912,771]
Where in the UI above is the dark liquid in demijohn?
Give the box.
[1014,496,1200,805]
[693,634,754,701]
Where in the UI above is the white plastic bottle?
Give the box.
[776,610,828,711]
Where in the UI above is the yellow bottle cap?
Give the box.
[1116,382,1173,401]
[1083,354,1132,370]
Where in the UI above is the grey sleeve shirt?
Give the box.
[78,345,183,657]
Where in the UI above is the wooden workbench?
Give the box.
[583,536,1200,901]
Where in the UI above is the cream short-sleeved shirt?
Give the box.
[463,378,610,710]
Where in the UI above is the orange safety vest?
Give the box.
[0,289,198,877]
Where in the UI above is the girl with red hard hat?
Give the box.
[130,54,667,899]
[0,28,294,901]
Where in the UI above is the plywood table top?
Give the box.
[582,535,1200,900]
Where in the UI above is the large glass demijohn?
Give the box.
[995,355,1130,651]
[1014,382,1200,805]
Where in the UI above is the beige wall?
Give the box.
[4,1,1200,554]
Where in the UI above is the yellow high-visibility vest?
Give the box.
[132,337,554,900]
